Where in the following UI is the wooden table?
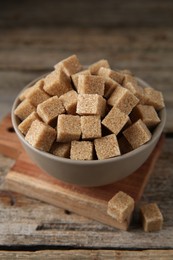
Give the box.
[0,1,173,259]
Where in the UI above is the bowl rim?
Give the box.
[11,75,166,166]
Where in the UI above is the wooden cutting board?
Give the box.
[0,115,164,230]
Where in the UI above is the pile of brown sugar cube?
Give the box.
[14,55,165,160]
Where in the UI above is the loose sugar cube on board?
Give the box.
[14,99,36,121]
[140,203,163,232]
[43,69,72,97]
[131,104,160,128]
[70,140,93,160]
[25,119,56,152]
[102,106,129,135]
[98,67,124,84]
[71,69,91,91]
[108,86,139,115]
[78,75,105,96]
[94,134,120,160]
[57,114,81,142]
[37,96,65,124]
[18,112,40,135]
[123,119,152,149]
[51,142,71,158]
[81,115,102,139]
[27,80,50,106]
[107,191,134,223]
[141,87,165,111]
[59,90,78,114]
[54,54,83,76]
[76,94,106,117]
[89,59,110,75]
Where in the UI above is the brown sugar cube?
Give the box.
[124,82,144,100]
[122,117,132,131]
[25,119,56,152]
[102,106,129,135]
[19,86,34,101]
[57,114,81,142]
[118,136,133,154]
[70,141,93,160]
[94,134,120,160]
[54,55,83,77]
[14,99,36,121]
[51,142,71,158]
[123,119,152,149]
[108,86,139,115]
[76,94,106,117]
[27,80,50,106]
[37,96,65,124]
[59,90,78,114]
[43,69,72,97]
[98,67,124,84]
[18,112,40,135]
[141,87,165,111]
[81,115,102,139]
[104,77,121,99]
[122,72,144,100]
[107,191,135,223]
[140,203,163,232]
[131,104,161,128]
[71,69,91,91]
[123,74,137,87]
[119,69,133,76]
[89,59,110,75]
[78,75,105,96]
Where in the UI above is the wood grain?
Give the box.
[0,115,23,159]
[0,174,173,249]
[0,135,172,249]
[0,250,173,259]
[1,28,173,72]
[0,0,173,253]
[1,0,173,28]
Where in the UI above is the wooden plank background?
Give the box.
[0,0,173,258]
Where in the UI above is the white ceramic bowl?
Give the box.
[12,76,166,186]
